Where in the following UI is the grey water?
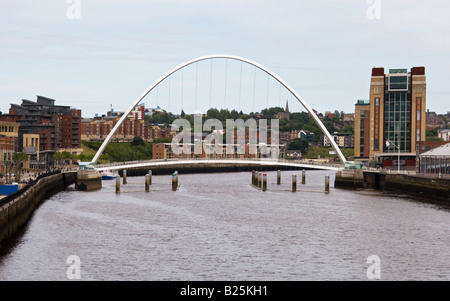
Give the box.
[0,170,449,281]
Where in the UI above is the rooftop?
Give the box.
[420,142,450,157]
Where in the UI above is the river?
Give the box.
[0,170,449,281]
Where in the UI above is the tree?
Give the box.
[14,151,29,162]
[131,136,145,146]
[288,138,309,154]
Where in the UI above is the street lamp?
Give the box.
[386,139,400,172]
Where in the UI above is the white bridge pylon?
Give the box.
[91,54,347,165]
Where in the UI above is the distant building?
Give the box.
[0,96,81,168]
[354,67,427,169]
[80,116,154,142]
[426,110,445,130]
[323,132,354,149]
[343,113,355,122]
[291,130,315,143]
[152,142,280,160]
[438,129,450,141]
[275,100,290,120]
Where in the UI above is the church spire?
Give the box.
[285,99,290,120]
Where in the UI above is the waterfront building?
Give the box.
[0,96,81,153]
[0,121,19,172]
[354,67,427,169]
[418,142,450,175]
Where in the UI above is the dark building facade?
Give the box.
[0,95,81,152]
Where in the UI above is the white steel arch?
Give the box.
[91,54,347,164]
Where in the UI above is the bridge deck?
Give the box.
[94,159,342,173]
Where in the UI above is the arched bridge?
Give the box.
[88,54,350,170]
[94,158,342,176]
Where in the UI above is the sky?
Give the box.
[1,0,449,118]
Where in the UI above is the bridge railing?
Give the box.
[93,157,343,170]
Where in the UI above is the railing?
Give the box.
[0,170,62,208]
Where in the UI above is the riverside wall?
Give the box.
[335,169,450,203]
[0,172,76,246]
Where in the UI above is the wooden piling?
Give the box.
[123,170,127,184]
[292,174,297,192]
[277,170,281,185]
[252,170,256,186]
[115,175,120,193]
[172,172,178,191]
[262,174,267,191]
[325,175,330,194]
[149,170,152,185]
[302,170,306,184]
[145,174,150,192]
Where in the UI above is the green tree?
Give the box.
[288,138,309,154]
[14,151,29,162]
[131,136,145,146]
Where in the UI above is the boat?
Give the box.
[101,170,118,180]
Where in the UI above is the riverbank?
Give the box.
[335,169,450,203]
[0,171,76,247]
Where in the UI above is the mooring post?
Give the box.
[123,170,127,184]
[145,174,150,192]
[292,174,297,192]
[258,172,262,189]
[255,172,259,188]
[263,174,267,192]
[277,170,281,185]
[172,171,178,191]
[302,169,306,184]
[252,170,256,186]
[149,170,152,185]
[325,175,330,194]
[115,175,120,193]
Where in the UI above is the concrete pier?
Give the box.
[76,170,102,191]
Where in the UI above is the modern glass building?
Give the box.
[354,67,426,169]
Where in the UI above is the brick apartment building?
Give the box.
[0,96,81,153]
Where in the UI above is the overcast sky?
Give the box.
[1,0,449,118]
